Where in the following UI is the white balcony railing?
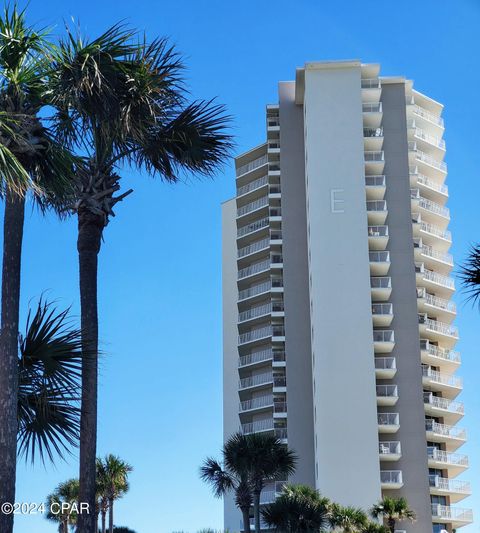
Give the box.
[381,470,403,484]
[365,151,385,162]
[414,149,447,173]
[378,413,399,426]
[413,170,449,196]
[412,105,444,128]
[422,268,455,289]
[425,419,467,441]
[364,127,383,137]
[365,175,386,186]
[418,221,452,242]
[419,316,459,338]
[420,340,460,363]
[238,349,285,368]
[237,175,268,196]
[429,476,471,494]
[236,155,268,177]
[422,367,462,388]
[240,395,273,412]
[238,280,274,301]
[419,291,456,313]
[239,372,273,389]
[369,251,390,263]
[238,325,285,345]
[379,441,401,455]
[419,244,453,266]
[427,447,469,466]
[238,259,271,280]
[238,302,277,323]
[424,394,464,414]
[411,127,446,150]
[431,504,473,523]
[373,330,395,343]
[361,78,381,89]
[238,238,270,259]
[375,357,396,371]
[237,217,269,238]
[411,192,450,219]
[368,225,389,237]
[371,277,392,289]
[363,103,382,113]
[372,303,393,315]
[242,418,274,434]
[377,385,398,398]
[237,196,269,217]
[367,200,387,211]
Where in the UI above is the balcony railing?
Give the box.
[375,357,396,371]
[418,221,452,242]
[414,149,447,173]
[378,413,399,426]
[431,504,472,523]
[236,155,268,177]
[410,126,446,150]
[369,251,390,263]
[238,349,286,368]
[237,196,269,217]
[238,259,271,280]
[367,200,387,211]
[427,447,469,466]
[238,280,274,301]
[237,217,269,238]
[419,316,459,338]
[238,238,270,258]
[420,340,460,363]
[377,385,398,398]
[238,325,285,345]
[421,268,455,289]
[422,367,462,388]
[240,395,273,412]
[237,175,268,196]
[371,277,392,289]
[242,418,274,434]
[413,170,448,196]
[412,105,444,128]
[239,372,273,389]
[429,476,471,494]
[373,330,395,343]
[361,78,381,89]
[267,118,280,128]
[365,175,386,187]
[372,303,393,315]
[419,244,453,266]
[363,103,382,113]
[380,470,402,484]
[410,191,450,219]
[425,419,467,441]
[418,290,456,313]
[238,302,281,323]
[364,127,383,137]
[368,225,388,237]
[424,394,464,414]
[364,151,385,162]
[379,441,401,455]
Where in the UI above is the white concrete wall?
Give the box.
[303,64,381,509]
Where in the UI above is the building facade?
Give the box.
[222,60,472,533]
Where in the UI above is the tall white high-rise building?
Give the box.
[222,60,472,533]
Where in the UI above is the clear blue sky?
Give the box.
[7,0,480,532]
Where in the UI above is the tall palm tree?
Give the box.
[224,432,297,533]
[49,25,232,531]
[370,497,416,533]
[96,454,133,533]
[261,484,331,532]
[459,244,480,306]
[329,504,369,532]
[46,478,80,533]
[0,8,76,530]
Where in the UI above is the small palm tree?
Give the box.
[370,497,416,533]
[45,478,80,533]
[96,455,133,533]
[261,484,331,532]
[459,244,480,306]
[200,451,252,532]
[49,24,232,532]
[361,523,389,533]
[330,504,369,532]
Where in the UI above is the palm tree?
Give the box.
[200,452,253,532]
[96,454,133,533]
[225,432,297,533]
[48,24,232,532]
[0,8,76,530]
[361,523,389,533]
[370,497,416,533]
[329,504,369,532]
[261,484,331,532]
[46,478,80,533]
[459,244,480,306]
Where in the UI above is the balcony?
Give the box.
[420,340,460,371]
[238,259,271,282]
[422,367,462,397]
[237,175,268,198]
[416,266,455,298]
[364,128,384,151]
[237,196,269,219]
[410,168,448,203]
[424,393,464,424]
[364,151,385,173]
[368,225,389,250]
[412,148,447,181]
[239,280,274,302]
[417,289,456,321]
[375,357,397,379]
[380,470,403,489]
[267,140,280,154]
[377,413,400,433]
[365,175,386,200]
[267,117,280,130]
[239,371,273,390]
[239,395,273,414]
[414,241,453,274]
[238,301,284,324]
[366,200,387,225]
[372,303,393,327]
[418,315,458,347]
[410,190,450,226]
[363,102,383,128]
[425,420,467,452]
[371,277,392,301]
[238,349,285,369]
[237,217,269,241]
[238,325,285,346]
[241,418,274,434]
[361,78,381,103]
[431,504,473,528]
[408,124,446,159]
[236,154,268,178]
[369,251,390,276]
[379,441,401,461]
[429,476,471,503]
[373,330,395,353]
[376,385,398,406]
[413,218,452,251]
[427,447,469,475]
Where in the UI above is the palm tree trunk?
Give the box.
[101,508,107,533]
[388,517,395,533]
[0,192,25,533]
[253,489,261,533]
[76,209,104,533]
[108,498,114,533]
[95,509,99,533]
[241,507,251,533]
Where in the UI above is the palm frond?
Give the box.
[200,457,235,498]
[459,244,480,307]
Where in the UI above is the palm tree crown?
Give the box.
[459,244,480,307]
[370,497,416,533]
